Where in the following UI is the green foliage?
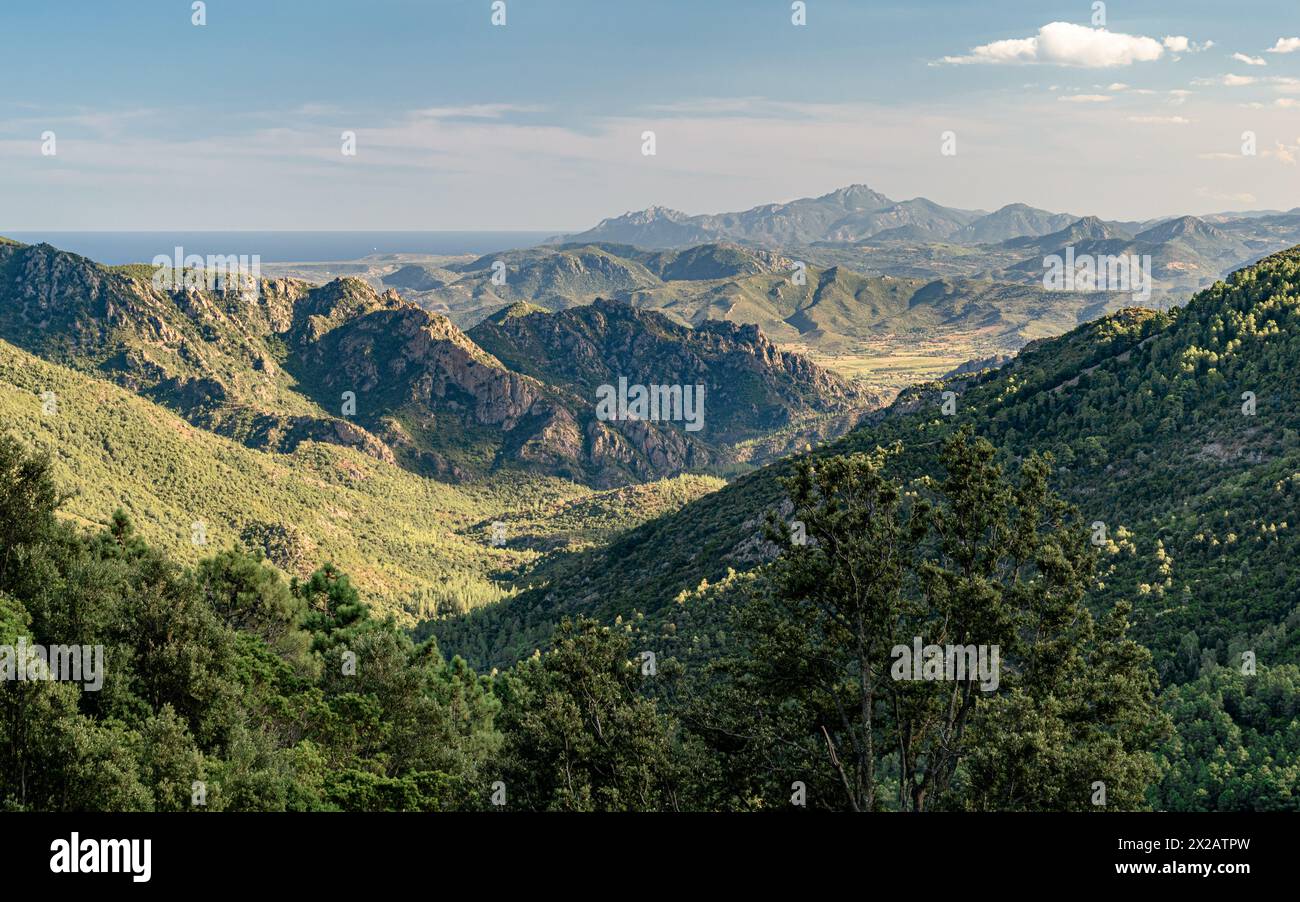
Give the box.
[493,618,683,811]
[1153,663,1300,811]
[197,547,313,670]
[684,430,1168,810]
[0,436,499,811]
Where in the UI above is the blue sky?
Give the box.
[3,0,1299,228]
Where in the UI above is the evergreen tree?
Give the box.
[693,428,1169,810]
[494,618,682,811]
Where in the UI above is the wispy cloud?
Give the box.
[1232,53,1267,66]
[1198,136,1300,166]
[1269,142,1297,165]
[409,104,547,120]
[1128,115,1192,124]
[1196,187,1257,204]
[1194,74,1258,86]
[0,106,160,139]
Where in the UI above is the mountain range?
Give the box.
[550,184,1300,303]
[379,241,1118,357]
[561,183,1300,252]
[0,240,869,490]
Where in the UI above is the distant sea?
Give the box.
[2,231,562,265]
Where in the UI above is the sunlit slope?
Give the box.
[0,337,722,617]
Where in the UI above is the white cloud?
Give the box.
[1194,74,1257,86]
[1058,94,1113,103]
[1267,37,1300,54]
[1164,36,1214,54]
[1106,85,1157,95]
[409,104,545,120]
[941,35,1036,66]
[1232,53,1267,66]
[1128,115,1192,124]
[941,22,1165,67]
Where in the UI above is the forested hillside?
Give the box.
[0,428,1182,811]
[0,333,720,617]
[442,248,1300,673]
[429,248,1300,810]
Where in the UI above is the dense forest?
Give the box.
[4,416,1294,811]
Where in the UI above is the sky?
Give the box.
[3,0,1300,229]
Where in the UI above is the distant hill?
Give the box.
[997,214,1257,298]
[956,203,1079,243]
[704,184,898,245]
[468,299,869,453]
[636,243,785,281]
[552,187,1300,304]
[400,241,1115,354]
[560,184,985,248]
[382,263,453,291]
[1135,215,1228,246]
[560,185,1128,250]
[1002,215,1133,251]
[560,205,718,248]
